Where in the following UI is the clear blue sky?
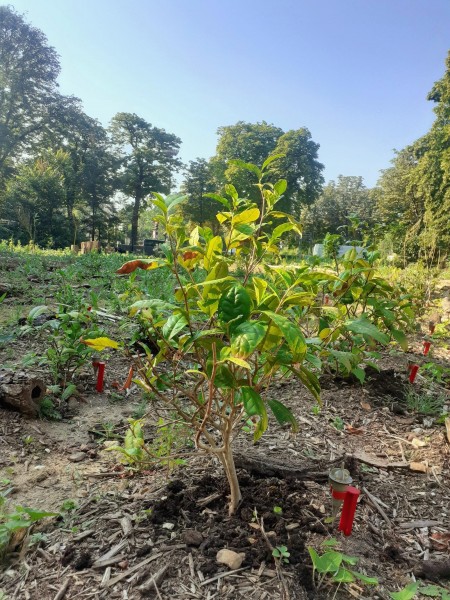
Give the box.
[7,0,450,187]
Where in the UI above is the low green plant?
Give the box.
[272,544,290,563]
[308,539,378,593]
[0,492,57,558]
[273,505,283,515]
[405,388,446,416]
[88,158,410,516]
[390,581,450,599]
[332,416,345,431]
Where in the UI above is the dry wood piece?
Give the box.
[445,417,450,444]
[414,559,450,581]
[362,487,392,527]
[399,520,442,530]
[350,449,409,470]
[234,453,330,482]
[138,564,170,594]
[0,369,46,417]
[52,579,70,600]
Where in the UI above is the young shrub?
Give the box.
[113,159,321,515]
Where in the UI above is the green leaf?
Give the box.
[273,178,288,195]
[262,154,284,171]
[218,284,251,331]
[310,550,343,574]
[231,322,266,358]
[28,305,50,321]
[269,223,294,244]
[420,585,444,597]
[341,554,359,566]
[389,582,418,599]
[204,192,231,209]
[332,568,355,583]
[229,159,262,179]
[321,538,339,547]
[391,328,408,351]
[261,311,306,360]
[226,356,251,369]
[233,207,260,225]
[162,313,188,340]
[129,299,176,316]
[290,366,321,402]
[19,507,58,521]
[240,387,268,441]
[268,399,298,432]
[351,366,365,384]
[345,317,390,345]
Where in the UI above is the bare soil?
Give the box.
[0,280,450,598]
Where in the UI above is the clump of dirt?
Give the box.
[147,470,324,590]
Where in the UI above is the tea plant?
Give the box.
[87,158,409,515]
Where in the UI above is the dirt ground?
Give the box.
[0,268,450,599]
[0,334,449,599]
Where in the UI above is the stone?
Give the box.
[182,529,204,547]
[216,549,245,570]
[68,452,86,463]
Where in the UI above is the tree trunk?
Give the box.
[219,445,242,516]
[131,191,143,251]
[0,369,46,417]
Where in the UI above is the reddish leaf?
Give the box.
[345,424,364,435]
[430,532,450,549]
[116,260,158,274]
[182,251,198,260]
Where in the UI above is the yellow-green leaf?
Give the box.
[81,337,119,351]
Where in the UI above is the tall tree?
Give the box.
[0,6,60,187]
[272,128,324,215]
[181,159,219,230]
[3,150,69,246]
[301,176,375,244]
[210,121,324,215]
[110,113,181,249]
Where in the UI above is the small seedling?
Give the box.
[332,416,345,431]
[272,545,290,563]
[273,506,283,515]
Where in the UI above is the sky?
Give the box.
[6,0,450,187]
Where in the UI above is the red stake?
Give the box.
[338,486,360,536]
[408,364,419,383]
[96,361,106,392]
[423,341,431,356]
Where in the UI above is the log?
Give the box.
[234,452,331,482]
[0,369,46,417]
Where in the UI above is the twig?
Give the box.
[362,487,392,527]
[53,579,70,600]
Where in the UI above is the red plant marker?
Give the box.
[408,364,419,383]
[96,361,106,392]
[338,486,360,536]
[423,341,431,356]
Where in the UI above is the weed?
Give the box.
[0,491,57,558]
[38,396,62,421]
[308,539,378,593]
[405,388,446,416]
[273,506,283,515]
[272,545,290,563]
[332,416,345,431]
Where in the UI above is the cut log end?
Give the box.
[0,369,46,417]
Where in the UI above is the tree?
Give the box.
[271,128,324,215]
[110,113,182,249]
[210,121,324,216]
[0,6,60,187]
[3,150,69,246]
[180,159,219,230]
[301,176,375,245]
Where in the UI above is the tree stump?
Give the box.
[0,369,46,417]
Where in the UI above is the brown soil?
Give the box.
[0,312,450,598]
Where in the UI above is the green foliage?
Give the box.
[308,540,378,592]
[90,159,409,516]
[272,545,290,563]
[0,488,57,558]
